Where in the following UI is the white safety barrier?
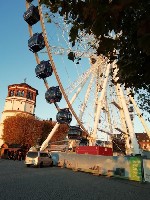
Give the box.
[52,152,143,181]
[143,159,150,182]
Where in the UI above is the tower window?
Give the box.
[10,90,14,96]
[21,90,24,97]
[16,90,22,97]
[26,91,33,100]
[30,93,33,100]
[26,91,30,99]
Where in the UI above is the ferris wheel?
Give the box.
[23,0,150,155]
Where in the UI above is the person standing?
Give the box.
[13,151,17,161]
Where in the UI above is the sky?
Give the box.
[0,1,149,136]
[0,0,89,121]
[0,1,50,119]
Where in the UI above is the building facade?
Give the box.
[0,83,38,147]
[135,133,150,151]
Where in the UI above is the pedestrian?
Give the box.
[7,150,11,159]
[10,151,14,160]
[18,151,22,161]
[13,151,17,161]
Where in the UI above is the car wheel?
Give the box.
[50,161,53,167]
[39,162,43,168]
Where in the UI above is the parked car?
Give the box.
[24,151,53,167]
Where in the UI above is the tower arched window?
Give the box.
[30,93,33,100]
[26,91,30,99]
[21,90,24,97]
[10,90,14,96]
[16,90,21,96]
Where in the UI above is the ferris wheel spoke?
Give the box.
[65,67,91,95]
[78,74,95,122]
[69,74,90,106]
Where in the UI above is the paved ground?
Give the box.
[0,159,149,200]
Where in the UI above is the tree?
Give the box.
[39,120,54,145]
[3,114,44,147]
[37,120,69,144]
[40,0,150,113]
[51,122,69,143]
[3,114,69,147]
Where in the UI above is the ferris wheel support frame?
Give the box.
[94,79,99,121]
[117,85,140,155]
[115,84,131,154]
[128,91,150,137]
[94,62,102,121]
[104,95,113,136]
[92,63,111,143]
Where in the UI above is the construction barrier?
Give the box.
[52,152,144,182]
[143,159,150,182]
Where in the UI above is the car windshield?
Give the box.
[27,152,38,158]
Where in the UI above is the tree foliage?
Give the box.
[40,0,150,113]
[3,114,44,146]
[2,114,69,147]
[51,122,69,143]
[38,121,69,144]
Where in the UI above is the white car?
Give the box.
[25,151,53,167]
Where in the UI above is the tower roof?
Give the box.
[8,83,38,95]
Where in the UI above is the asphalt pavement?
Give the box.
[0,159,149,200]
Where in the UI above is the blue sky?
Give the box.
[0,1,149,135]
[0,1,50,119]
[0,0,89,121]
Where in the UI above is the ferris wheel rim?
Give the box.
[38,1,90,135]
[25,0,119,141]
[24,1,150,156]
[25,0,89,135]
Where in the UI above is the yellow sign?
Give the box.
[129,157,142,181]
